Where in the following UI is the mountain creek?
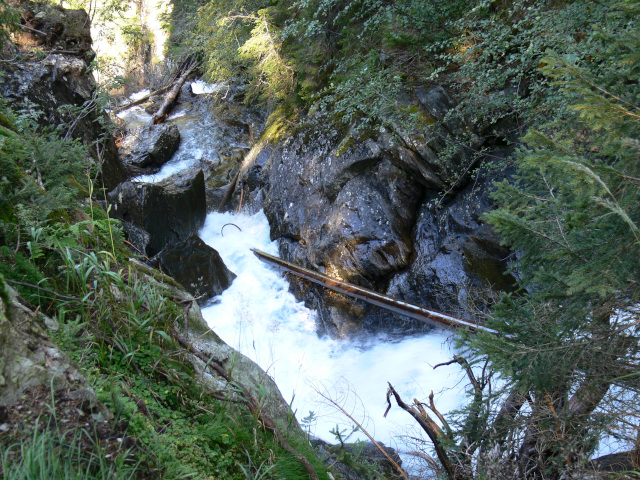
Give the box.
[6,1,636,478]
[113,83,470,467]
[0,18,514,473]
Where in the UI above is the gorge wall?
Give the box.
[257,88,516,337]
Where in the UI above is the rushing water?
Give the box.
[198,211,467,462]
[116,85,469,469]
[116,83,251,184]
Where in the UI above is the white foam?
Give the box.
[191,80,226,95]
[200,211,466,457]
[129,89,151,101]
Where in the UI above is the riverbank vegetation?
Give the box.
[1,0,639,478]
[0,7,337,477]
[193,0,640,477]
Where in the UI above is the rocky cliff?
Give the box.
[1,0,127,191]
[258,87,515,337]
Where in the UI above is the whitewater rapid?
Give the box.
[116,85,469,462]
[199,210,466,456]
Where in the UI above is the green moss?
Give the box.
[259,105,298,146]
[0,247,50,306]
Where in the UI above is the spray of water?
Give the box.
[200,211,467,459]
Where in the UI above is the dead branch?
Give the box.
[151,61,199,125]
[315,388,408,479]
[221,223,242,236]
[4,278,81,302]
[386,383,467,480]
[112,82,177,114]
[218,170,241,212]
[237,179,246,214]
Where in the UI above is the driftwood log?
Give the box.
[251,249,495,333]
[150,63,198,125]
[112,82,177,114]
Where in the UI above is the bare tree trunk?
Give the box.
[150,63,198,125]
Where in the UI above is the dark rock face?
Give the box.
[119,124,181,169]
[120,221,151,256]
[262,87,512,337]
[9,0,93,57]
[0,4,127,191]
[263,123,424,336]
[156,235,236,305]
[384,164,516,324]
[107,170,206,256]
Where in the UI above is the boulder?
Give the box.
[156,235,236,305]
[262,100,512,337]
[0,285,102,412]
[0,4,127,191]
[107,170,206,256]
[119,124,181,169]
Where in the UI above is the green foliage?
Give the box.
[0,420,139,480]
[450,0,640,476]
[0,246,51,305]
[196,0,471,111]
[441,0,614,139]
[0,0,19,49]
[0,102,88,245]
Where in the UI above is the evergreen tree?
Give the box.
[465,0,640,476]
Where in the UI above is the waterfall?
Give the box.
[199,210,466,463]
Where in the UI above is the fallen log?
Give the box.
[252,249,496,333]
[112,82,176,114]
[217,169,241,212]
[151,63,199,125]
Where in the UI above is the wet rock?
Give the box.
[107,170,206,256]
[463,225,517,292]
[0,21,126,190]
[119,124,181,169]
[262,103,511,336]
[384,161,510,320]
[263,116,426,336]
[120,221,151,256]
[156,235,236,305]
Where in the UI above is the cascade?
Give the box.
[118,85,468,468]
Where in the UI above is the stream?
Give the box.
[117,85,468,469]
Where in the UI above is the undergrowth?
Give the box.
[0,75,332,480]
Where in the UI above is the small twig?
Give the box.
[221,223,242,236]
[19,24,48,36]
[124,239,157,266]
[316,388,409,480]
[4,278,81,301]
[237,180,246,215]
